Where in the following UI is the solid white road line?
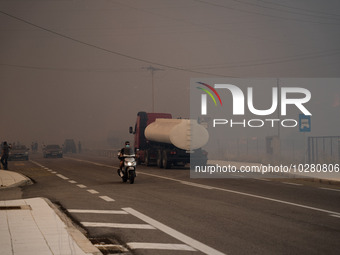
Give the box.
[123,207,226,255]
[87,189,99,194]
[320,187,340,192]
[256,178,271,182]
[99,196,115,202]
[77,184,87,188]
[56,174,69,180]
[65,157,340,217]
[180,181,214,190]
[68,209,128,214]
[127,242,196,251]
[138,172,340,216]
[81,222,155,229]
[330,214,340,218]
[282,182,303,186]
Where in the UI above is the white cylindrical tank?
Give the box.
[144,118,209,150]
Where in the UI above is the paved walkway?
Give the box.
[0,197,101,255]
[0,170,101,255]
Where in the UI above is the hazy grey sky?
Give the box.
[1,0,339,147]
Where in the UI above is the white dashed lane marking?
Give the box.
[87,189,99,194]
[56,174,69,180]
[99,196,115,202]
[77,184,87,188]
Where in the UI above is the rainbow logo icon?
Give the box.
[196,82,223,107]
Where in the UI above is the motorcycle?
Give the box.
[118,147,136,184]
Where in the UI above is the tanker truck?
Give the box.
[129,111,208,169]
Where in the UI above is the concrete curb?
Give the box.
[0,170,33,189]
[43,198,102,255]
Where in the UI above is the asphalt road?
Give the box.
[2,153,340,255]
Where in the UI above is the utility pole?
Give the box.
[142,65,164,112]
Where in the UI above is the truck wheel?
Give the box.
[145,150,151,166]
[162,150,171,169]
[157,150,163,168]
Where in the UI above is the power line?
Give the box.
[190,48,340,70]
[231,0,340,21]
[0,10,233,77]
[194,0,340,25]
[255,0,340,18]
[0,63,145,73]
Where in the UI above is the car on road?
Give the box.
[43,144,63,158]
[8,145,29,161]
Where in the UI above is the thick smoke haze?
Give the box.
[0,0,339,148]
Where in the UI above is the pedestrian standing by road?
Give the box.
[1,141,10,170]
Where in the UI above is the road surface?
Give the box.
[1,153,340,255]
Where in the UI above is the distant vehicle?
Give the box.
[43,145,63,158]
[8,145,29,161]
[63,139,76,153]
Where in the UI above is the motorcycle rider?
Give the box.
[118,141,131,176]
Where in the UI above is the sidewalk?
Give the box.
[0,171,101,255]
[0,170,32,189]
